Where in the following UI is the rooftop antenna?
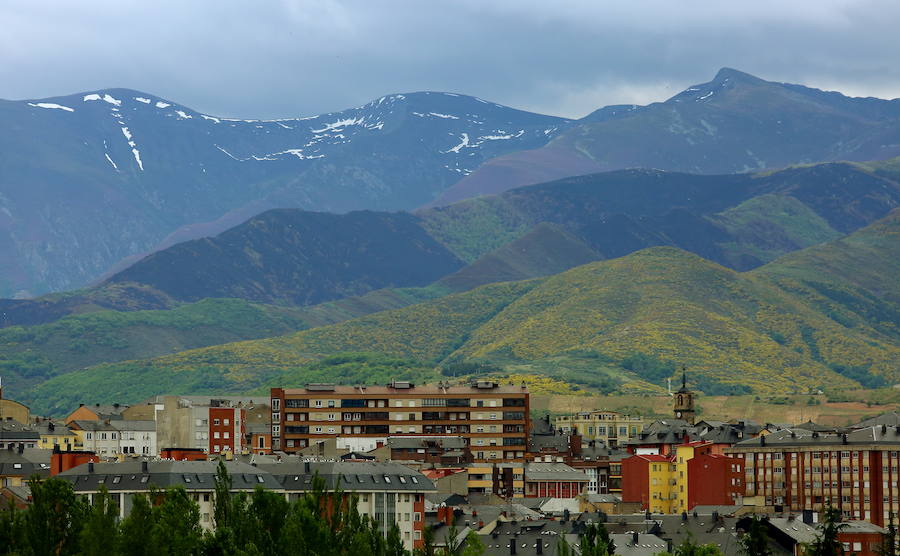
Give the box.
[681,366,687,390]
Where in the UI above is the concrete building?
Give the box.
[0,420,39,450]
[387,436,472,465]
[58,460,281,529]
[466,462,526,497]
[33,420,78,451]
[150,396,265,454]
[0,447,51,487]
[523,462,590,498]
[64,403,129,425]
[69,420,157,457]
[554,410,647,447]
[271,381,529,462]
[0,380,30,424]
[726,425,900,527]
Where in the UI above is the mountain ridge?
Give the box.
[24,212,900,414]
[431,67,900,206]
[1,87,569,297]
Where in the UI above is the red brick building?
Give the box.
[208,406,244,454]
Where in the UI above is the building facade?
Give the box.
[727,426,900,527]
[554,411,647,447]
[622,441,744,513]
[271,381,529,462]
[70,420,157,457]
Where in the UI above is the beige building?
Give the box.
[555,410,647,447]
[272,381,529,462]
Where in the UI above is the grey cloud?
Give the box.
[1,0,899,120]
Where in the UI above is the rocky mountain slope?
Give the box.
[0,89,567,297]
[432,68,900,206]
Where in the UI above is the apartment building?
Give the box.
[271,381,529,462]
[57,459,435,552]
[726,425,900,527]
[555,410,647,447]
[69,420,157,456]
[466,462,525,497]
[259,461,435,552]
[622,441,744,513]
[150,396,266,454]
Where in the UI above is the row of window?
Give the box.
[275,398,525,409]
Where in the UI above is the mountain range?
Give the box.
[432,67,900,205]
[20,210,900,414]
[5,68,900,298]
[1,89,566,297]
[4,68,900,413]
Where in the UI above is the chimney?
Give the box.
[509,540,516,555]
[304,461,310,473]
[842,434,848,445]
[87,461,94,473]
[17,443,24,455]
[760,436,766,447]
[141,460,149,473]
[536,540,543,555]
[632,532,639,546]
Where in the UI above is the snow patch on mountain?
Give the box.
[310,117,365,133]
[134,97,151,104]
[155,101,171,108]
[104,153,119,170]
[174,110,192,119]
[28,102,75,112]
[445,133,470,153]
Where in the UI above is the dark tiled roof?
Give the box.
[257,461,435,492]
[851,411,900,429]
[731,425,900,448]
[58,460,282,491]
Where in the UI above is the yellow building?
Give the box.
[554,410,646,447]
[35,421,79,451]
[647,457,676,514]
[466,462,525,497]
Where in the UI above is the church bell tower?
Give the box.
[673,367,695,424]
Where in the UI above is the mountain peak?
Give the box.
[712,67,763,84]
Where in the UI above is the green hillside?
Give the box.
[0,286,445,400]
[26,213,900,414]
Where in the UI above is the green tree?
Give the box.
[79,485,120,556]
[881,513,899,556]
[25,476,86,556]
[151,486,203,555]
[118,492,155,556]
[805,503,846,556]
[739,516,772,556]
[655,535,724,556]
[461,530,485,556]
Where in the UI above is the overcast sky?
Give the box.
[3,0,899,120]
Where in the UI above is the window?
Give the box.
[224,419,230,426]
[224,432,230,439]
[272,399,281,411]
[315,400,323,408]
[214,432,220,439]
[213,419,220,426]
